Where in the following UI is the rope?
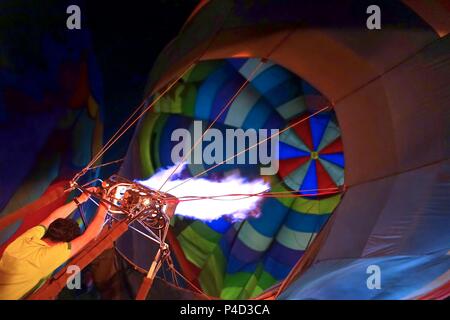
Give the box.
[172,188,341,202]
[165,262,212,299]
[85,158,125,171]
[86,102,146,170]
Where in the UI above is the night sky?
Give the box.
[84,1,199,172]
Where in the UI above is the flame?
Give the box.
[136,163,269,221]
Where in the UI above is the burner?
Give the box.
[97,175,178,230]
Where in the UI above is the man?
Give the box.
[0,188,109,299]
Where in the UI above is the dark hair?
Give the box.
[43,218,81,242]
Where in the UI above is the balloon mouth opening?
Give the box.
[120,56,346,299]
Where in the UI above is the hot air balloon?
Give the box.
[115,57,344,299]
[1,0,449,301]
[116,0,449,300]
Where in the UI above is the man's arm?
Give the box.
[164,197,178,219]
[39,189,92,229]
[69,201,109,257]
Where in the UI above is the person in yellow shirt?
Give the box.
[0,188,109,299]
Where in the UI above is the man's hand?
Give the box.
[76,187,98,204]
[40,187,98,228]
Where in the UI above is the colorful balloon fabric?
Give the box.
[0,0,104,248]
[279,114,344,196]
[132,58,345,298]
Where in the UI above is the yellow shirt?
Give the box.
[0,225,71,300]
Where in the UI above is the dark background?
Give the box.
[84,0,199,172]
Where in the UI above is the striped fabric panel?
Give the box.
[177,221,222,269]
[280,129,311,152]
[251,65,293,95]
[194,65,235,121]
[185,60,225,83]
[263,255,294,280]
[263,77,304,108]
[317,119,341,151]
[224,85,261,128]
[237,222,273,252]
[276,226,316,251]
[309,114,331,151]
[237,58,274,81]
[276,96,308,120]
[319,158,345,186]
[138,112,160,177]
[220,268,278,299]
[210,73,246,124]
[283,160,312,191]
[198,246,227,297]
[248,199,290,237]
[290,194,341,214]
